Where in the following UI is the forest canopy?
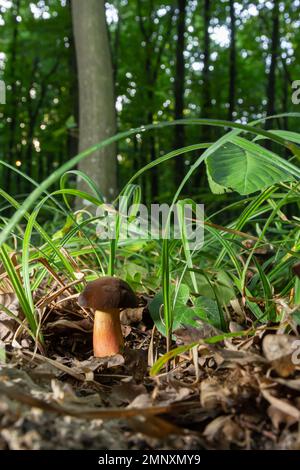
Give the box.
[1,0,299,202]
[1,0,300,453]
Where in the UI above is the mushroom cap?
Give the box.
[78,276,138,310]
[293,262,300,278]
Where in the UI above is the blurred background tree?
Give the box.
[0,0,299,208]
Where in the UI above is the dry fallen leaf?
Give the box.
[174,322,220,344]
[124,349,148,382]
[46,318,93,333]
[72,354,125,372]
[273,377,300,391]
[200,378,230,411]
[120,307,144,325]
[203,415,231,441]
[261,388,300,420]
[262,334,298,377]
[110,382,147,406]
[267,405,298,430]
[217,348,266,366]
[0,379,189,421]
[154,385,192,404]
[0,262,20,343]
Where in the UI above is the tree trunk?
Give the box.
[146,87,158,199]
[202,0,211,126]
[195,0,211,190]
[174,0,187,186]
[71,0,117,204]
[265,0,279,131]
[228,0,236,121]
[67,0,79,180]
[111,0,121,85]
[136,0,174,202]
[25,58,59,181]
[5,0,21,195]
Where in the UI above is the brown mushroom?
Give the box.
[293,262,300,278]
[78,276,138,357]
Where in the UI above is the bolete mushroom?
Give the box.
[78,276,138,357]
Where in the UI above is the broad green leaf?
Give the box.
[193,296,223,329]
[184,270,236,305]
[206,142,294,195]
[149,283,222,336]
[206,160,233,194]
[149,284,192,336]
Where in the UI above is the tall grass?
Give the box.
[0,114,300,354]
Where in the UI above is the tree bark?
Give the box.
[25,58,59,181]
[265,0,279,131]
[174,0,187,186]
[202,0,211,124]
[71,0,117,204]
[5,0,21,195]
[137,0,174,201]
[228,0,236,121]
[67,0,79,181]
[195,0,211,190]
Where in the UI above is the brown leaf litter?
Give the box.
[0,280,300,449]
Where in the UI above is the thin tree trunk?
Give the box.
[67,0,78,180]
[71,0,117,204]
[137,0,174,202]
[25,59,59,180]
[265,0,279,131]
[46,152,53,179]
[174,0,187,186]
[202,0,211,126]
[282,72,288,130]
[280,57,292,133]
[195,0,211,190]
[146,80,158,199]
[111,0,121,85]
[5,0,21,195]
[228,0,236,121]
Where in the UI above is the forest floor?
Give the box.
[0,291,300,450]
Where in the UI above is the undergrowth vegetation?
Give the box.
[1,115,300,372]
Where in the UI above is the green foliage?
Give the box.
[0,243,38,337]
[1,0,300,371]
[149,283,222,336]
[0,0,74,195]
[1,0,300,203]
[206,140,296,195]
[1,115,300,345]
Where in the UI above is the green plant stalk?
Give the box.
[162,238,171,352]
[0,244,38,337]
[150,328,256,376]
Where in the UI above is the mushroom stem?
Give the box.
[93,308,124,357]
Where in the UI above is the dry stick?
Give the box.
[148,325,156,367]
[36,279,82,309]
[21,350,107,390]
[204,221,259,241]
[0,381,193,420]
[34,257,70,290]
[55,293,81,305]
